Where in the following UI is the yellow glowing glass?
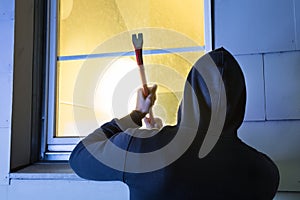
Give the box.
[56,0,205,137]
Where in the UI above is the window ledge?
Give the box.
[8,163,130,200]
[9,162,83,180]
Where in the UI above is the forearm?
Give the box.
[120,110,146,127]
[104,110,145,137]
[69,127,129,181]
[69,140,123,181]
[69,108,160,182]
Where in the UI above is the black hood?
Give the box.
[176,47,246,156]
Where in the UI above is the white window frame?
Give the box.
[41,0,213,160]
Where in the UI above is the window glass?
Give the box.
[56,0,205,137]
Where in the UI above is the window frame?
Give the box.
[42,0,79,160]
[41,0,213,161]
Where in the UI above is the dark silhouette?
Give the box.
[70,47,280,200]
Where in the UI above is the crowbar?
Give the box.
[132,33,155,124]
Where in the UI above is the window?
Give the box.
[42,0,212,160]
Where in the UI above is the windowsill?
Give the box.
[8,163,130,200]
[9,162,83,180]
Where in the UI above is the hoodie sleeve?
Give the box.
[69,111,144,181]
[69,138,125,181]
[101,110,145,138]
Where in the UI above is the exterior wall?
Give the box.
[5,180,129,200]
[0,0,14,186]
[215,0,300,192]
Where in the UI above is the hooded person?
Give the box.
[69,47,280,200]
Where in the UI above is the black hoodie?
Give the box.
[69,47,280,200]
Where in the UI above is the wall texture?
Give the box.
[0,0,14,185]
[214,0,300,192]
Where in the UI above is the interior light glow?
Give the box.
[94,57,140,124]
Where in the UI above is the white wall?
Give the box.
[215,0,300,193]
[0,0,14,186]
[0,0,14,199]
[6,180,129,200]
[215,0,298,54]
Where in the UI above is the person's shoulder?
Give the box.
[224,139,279,199]
[237,139,272,160]
[237,139,280,181]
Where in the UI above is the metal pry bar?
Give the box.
[132,33,148,95]
[132,33,148,96]
[132,33,154,123]
[132,33,143,49]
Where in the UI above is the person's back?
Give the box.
[120,129,279,200]
[70,47,279,199]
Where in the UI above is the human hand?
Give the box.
[144,117,163,129]
[135,84,157,114]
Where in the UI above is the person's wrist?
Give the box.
[130,110,147,126]
[133,110,147,119]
